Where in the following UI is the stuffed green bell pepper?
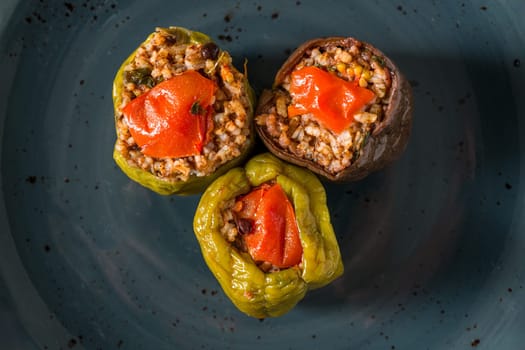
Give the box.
[112,26,255,195]
[193,153,344,318]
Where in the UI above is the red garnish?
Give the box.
[236,183,302,269]
[122,70,217,158]
[288,66,376,133]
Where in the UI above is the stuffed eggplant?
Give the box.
[113,27,255,195]
[193,153,343,318]
[255,37,413,182]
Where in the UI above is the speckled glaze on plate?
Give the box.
[1,1,524,349]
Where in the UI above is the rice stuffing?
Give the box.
[256,41,392,174]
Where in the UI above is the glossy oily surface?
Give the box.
[122,71,216,158]
[287,66,377,134]
[1,0,524,349]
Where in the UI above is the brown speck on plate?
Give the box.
[25,175,37,184]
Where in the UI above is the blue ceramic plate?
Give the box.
[1,1,524,349]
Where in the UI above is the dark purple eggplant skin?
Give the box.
[255,37,413,182]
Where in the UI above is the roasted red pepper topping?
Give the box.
[235,183,302,268]
[122,70,217,158]
[288,66,376,133]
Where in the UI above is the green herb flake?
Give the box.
[124,68,155,88]
[372,55,385,67]
[362,130,370,146]
[191,101,205,115]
